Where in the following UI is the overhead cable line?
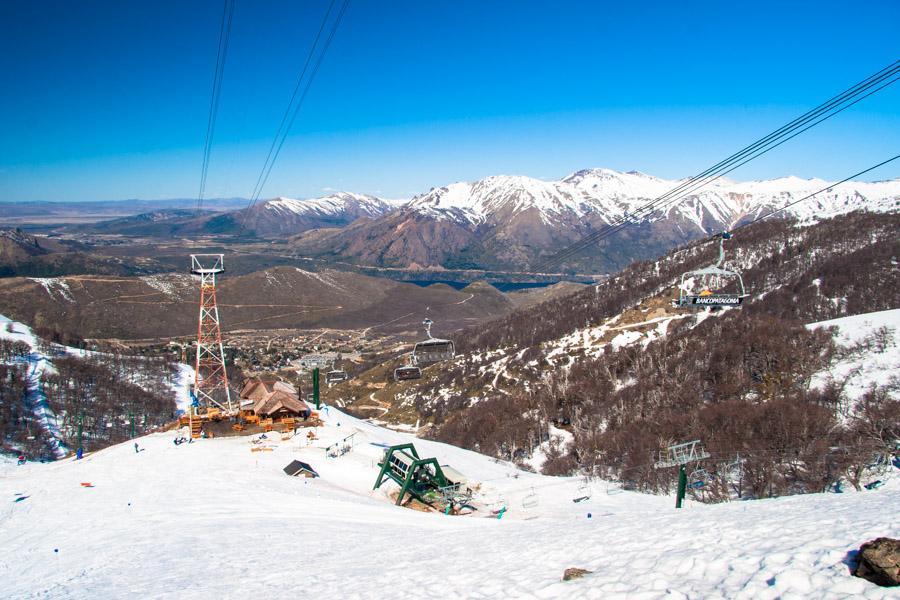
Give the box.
[536,61,900,270]
[197,0,236,214]
[533,60,900,272]
[541,70,900,270]
[240,0,351,231]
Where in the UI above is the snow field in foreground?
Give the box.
[2,407,897,599]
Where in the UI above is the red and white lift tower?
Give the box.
[190,254,234,417]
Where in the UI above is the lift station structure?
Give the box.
[373,443,450,506]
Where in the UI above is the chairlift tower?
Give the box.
[190,254,233,414]
[655,440,710,508]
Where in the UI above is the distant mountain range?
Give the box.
[0,198,248,227]
[223,192,395,237]
[54,168,900,273]
[290,169,900,272]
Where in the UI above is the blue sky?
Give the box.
[1,0,898,202]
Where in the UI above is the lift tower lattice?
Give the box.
[190,254,233,414]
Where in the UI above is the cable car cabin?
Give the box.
[325,370,348,384]
[412,318,455,366]
[412,339,455,365]
[394,365,422,382]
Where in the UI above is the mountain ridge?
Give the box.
[291,168,900,272]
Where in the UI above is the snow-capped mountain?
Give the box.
[408,168,900,231]
[292,169,900,272]
[236,192,396,238]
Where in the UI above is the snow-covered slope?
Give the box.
[264,192,392,220]
[238,192,396,237]
[300,169,898,270]
[1,408,896,598]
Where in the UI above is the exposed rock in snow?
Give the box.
[853,537,900,587]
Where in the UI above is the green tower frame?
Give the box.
[373,443,449,506]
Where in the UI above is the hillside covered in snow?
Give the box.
[1,407,897,598]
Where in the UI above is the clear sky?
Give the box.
[1,0,898,203]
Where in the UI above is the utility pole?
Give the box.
[676,465,688,509]
[312,367,320,409]
[76,411,84,459]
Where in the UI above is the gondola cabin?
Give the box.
[394,365,422,382]
[325,370,348,384]
[412,318,455,365]
[412,338,455,365]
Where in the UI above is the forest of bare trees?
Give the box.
[0,362,39,455]
[41,352,178,452]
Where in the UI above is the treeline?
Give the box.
[431,310,899,500]
[42,352,178,452]
[420,212,900,500]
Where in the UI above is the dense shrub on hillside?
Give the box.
[42,353,177,452]
[423,212,900,501]
[434,311,899,499]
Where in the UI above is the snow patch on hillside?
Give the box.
[29,277,74,303]
[294,268,350,293]
[808,309,900,402]
[139,274,190,299]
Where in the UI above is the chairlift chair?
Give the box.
[571,478,592,503]
[412,318,455,366]
[674,233,749,309]
[689,468,710,489]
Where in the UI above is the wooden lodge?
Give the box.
[239,378,311,422]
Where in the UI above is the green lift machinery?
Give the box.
[373,443,449,506]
